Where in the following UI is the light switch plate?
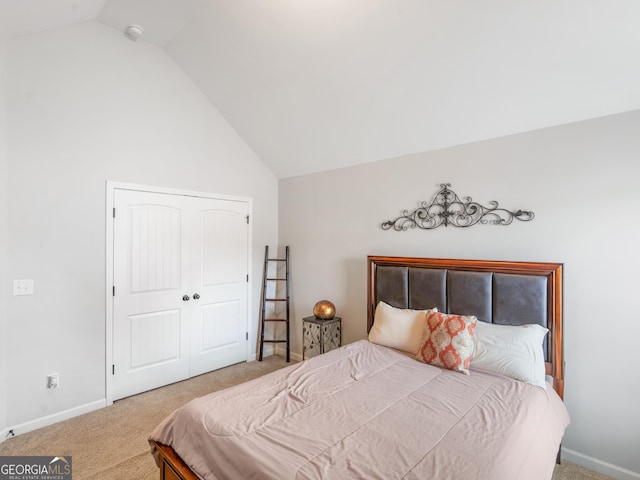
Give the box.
[13,279,34,296]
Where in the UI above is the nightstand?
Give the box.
[302,316,341,360]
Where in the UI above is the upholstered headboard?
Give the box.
[367,256,564,398]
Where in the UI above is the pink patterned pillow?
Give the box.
[416,311,477,374]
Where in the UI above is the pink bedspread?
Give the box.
[149,340,569,480]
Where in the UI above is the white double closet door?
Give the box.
[112,188,249,400]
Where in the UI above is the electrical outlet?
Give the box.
[47,373,59,389]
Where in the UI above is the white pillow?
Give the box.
[368,301,436,354]
[471,321,548,388]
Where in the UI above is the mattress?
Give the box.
[149,340,570,480]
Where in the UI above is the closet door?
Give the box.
[189,198,249,376]
[112,190,191,400]
[111,189,249,400]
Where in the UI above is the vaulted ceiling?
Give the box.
[2,0,640,178]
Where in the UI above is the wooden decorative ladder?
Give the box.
[258,245,290,362]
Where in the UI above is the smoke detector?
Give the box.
[124,24,144,41]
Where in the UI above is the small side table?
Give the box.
[302,316,341,360]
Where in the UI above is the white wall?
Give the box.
[0,28,9,436]
[279,110,640,479]
[5,21,278,429]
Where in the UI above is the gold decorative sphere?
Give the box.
[313,300,336,319]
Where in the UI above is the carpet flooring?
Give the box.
[0,355,612,480]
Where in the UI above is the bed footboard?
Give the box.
[152,441,199,480]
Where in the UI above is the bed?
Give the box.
[149,256,569,480]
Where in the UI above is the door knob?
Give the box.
[193,293,200,300]
[182,295,190,301]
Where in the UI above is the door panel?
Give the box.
[201,300,241,350]
[129,310,181,368]
[130,206,181,293]
[202,210,243,285]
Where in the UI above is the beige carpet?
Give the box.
[0,355,612,480]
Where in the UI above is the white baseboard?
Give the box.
[1,399,107,441]
[562,447,640,480]
[247,343,275,362]
[275,345,302,362]
[248,345,302,363]
[0,428,11,444]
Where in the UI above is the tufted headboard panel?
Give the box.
[368,256,564,398]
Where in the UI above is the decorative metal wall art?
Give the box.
[381,183,534,231]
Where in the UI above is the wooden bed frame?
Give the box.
[151,256,564,480]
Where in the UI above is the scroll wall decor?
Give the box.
[381,183,534,231]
